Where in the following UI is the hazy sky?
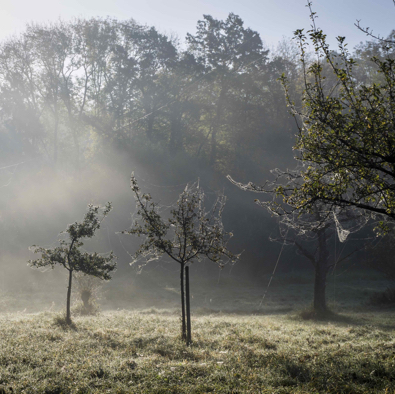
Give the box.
[0,0,393,50]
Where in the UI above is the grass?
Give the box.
[1,268,395,393]
[0,309,395,393]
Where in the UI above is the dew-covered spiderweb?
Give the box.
[333,211,350,243]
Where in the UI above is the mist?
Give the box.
[0,11,389,315]
[0,3,395,391]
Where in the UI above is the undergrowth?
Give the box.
[0,310,394,393]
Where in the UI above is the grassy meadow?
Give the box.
[0,269,395,393]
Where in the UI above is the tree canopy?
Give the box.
[247,2,395,234]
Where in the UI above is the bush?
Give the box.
[72,273,102,316]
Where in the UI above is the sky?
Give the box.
[0,0,393,51]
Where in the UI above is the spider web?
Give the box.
[333,211,350,243]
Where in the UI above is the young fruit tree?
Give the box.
[29,203,117,324]
[123,175,239,343]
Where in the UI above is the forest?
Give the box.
[1,1,395,392]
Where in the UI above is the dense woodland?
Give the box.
[0,15,298,175]
[0,12,394,294]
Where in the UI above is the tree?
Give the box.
[261,1,395,234]
[29,203,116,324]
[270,204,334,314]
[353,32,395,86]
[27,22,73,167]
[186,13,267,167]
[0,33,46,161]
[228,168,364,315]
[123,175,239,343]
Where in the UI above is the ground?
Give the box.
[1,309,395,393]
[0,269,394,393]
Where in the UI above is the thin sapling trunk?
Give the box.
[180,262,186,340]
[186,266,191,345]
[66,269,73,324]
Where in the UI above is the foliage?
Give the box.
[125,175,238,268]
[123,174,239,340]
[29,203,116,323]
[0,15,296,178]
[270,2,395,233]
[186,14,272,169]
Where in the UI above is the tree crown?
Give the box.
[123,174,239,269]
[29,202,116,279]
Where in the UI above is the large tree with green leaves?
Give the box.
[29,203,116,324]
[259,1,395,233]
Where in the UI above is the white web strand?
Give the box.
[258,229,288,308]
[333,211,350,243]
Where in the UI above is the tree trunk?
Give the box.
[72,129,80,174]
[209,84,226,166]
[314,261,327,314]
[180,263,186,340]
[146,112,155,142]
[54,111,59,167]
[185,266,191,345]
[66,269,73,324]
[68,112,80,174]
[169,108,182,154]
[314,229,328,314]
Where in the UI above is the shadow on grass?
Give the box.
[289,307,365,326]
[285,305,395,331]
[53,314,78,331]
[245,349,395,391]
[193,306,294,316]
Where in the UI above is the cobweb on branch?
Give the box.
[333,211,350,243]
